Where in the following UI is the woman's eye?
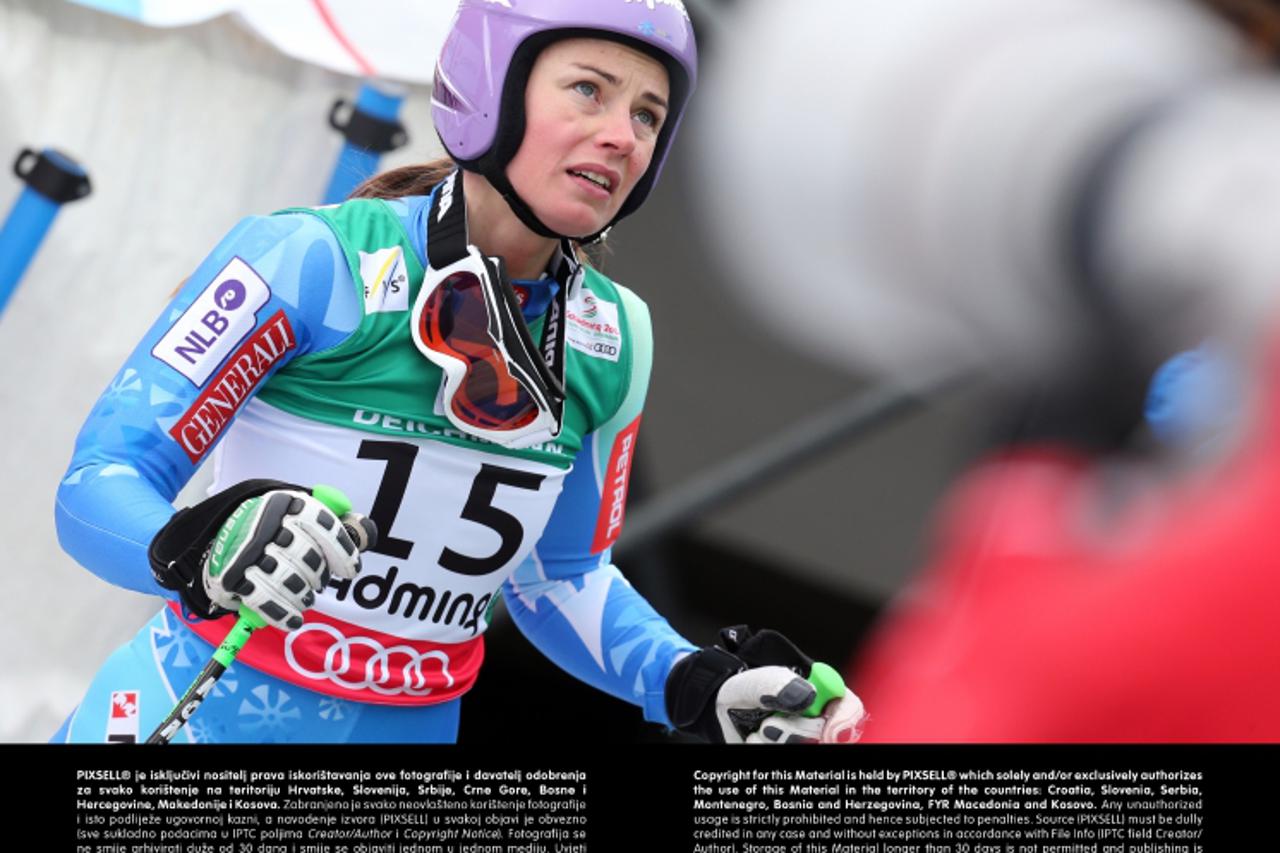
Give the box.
[573,81,598,98]
[634,109,660,130]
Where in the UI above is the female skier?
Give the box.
[53,0,864,744]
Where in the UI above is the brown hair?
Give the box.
[1201,0,1280,61]
[172,159,604,299]
[348,157,458,200]
[348,158,607,267]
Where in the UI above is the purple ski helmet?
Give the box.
[431,0,698,240]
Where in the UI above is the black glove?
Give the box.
[665,626,831,743]
[151,479,303,620]
[150,479,376,630]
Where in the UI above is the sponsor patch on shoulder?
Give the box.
[151,257,271,386]
[566,291,622,362]
[592,416,641,552]
[106,690,139,744]
[169,310,297,462]
[359,246,410,314]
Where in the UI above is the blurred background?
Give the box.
[5,0,1279,742]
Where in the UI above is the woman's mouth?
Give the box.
[566,167,616,198]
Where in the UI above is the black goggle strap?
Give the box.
[425,171,568,411]
[482,254,565,406]
[535,284,567,407]
[426,170,469,267]
[536,240,581,396]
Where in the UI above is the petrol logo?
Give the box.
[592,416,642,552]
[151,257,271,385]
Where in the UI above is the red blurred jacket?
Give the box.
[853,355,1280,742]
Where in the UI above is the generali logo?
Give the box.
[168,311,296,462]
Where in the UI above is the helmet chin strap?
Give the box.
[486,168,613,246]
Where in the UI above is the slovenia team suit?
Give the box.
[53,185,696,743]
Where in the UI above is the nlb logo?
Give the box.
[152,257,271,385]
[215,279,245,311]
[169,310,296,462]
[592,416,641,552]
[284,622,455,697]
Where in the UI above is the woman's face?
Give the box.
[506,38,671,238]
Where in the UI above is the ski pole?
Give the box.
[145,485,375,744]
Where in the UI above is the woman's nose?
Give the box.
[594,105,637,157]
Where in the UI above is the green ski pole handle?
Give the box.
[145,485,369,744]
[754,662,844,736]
[752,662,844,742]
[800,661,846,717]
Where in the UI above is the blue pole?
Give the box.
[323,81,409,204]
[0,148,91,316]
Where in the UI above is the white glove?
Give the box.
[816,689,868,743]
[716,667,867,744]
[714,665,816,743]
[667,627,869,744]
[202,490,367,631]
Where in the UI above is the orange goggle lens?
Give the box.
[418,272,542,431]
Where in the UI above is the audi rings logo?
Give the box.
[284,623,455,696]
[589,342,618,356]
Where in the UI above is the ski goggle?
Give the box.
[410,247,565,447]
